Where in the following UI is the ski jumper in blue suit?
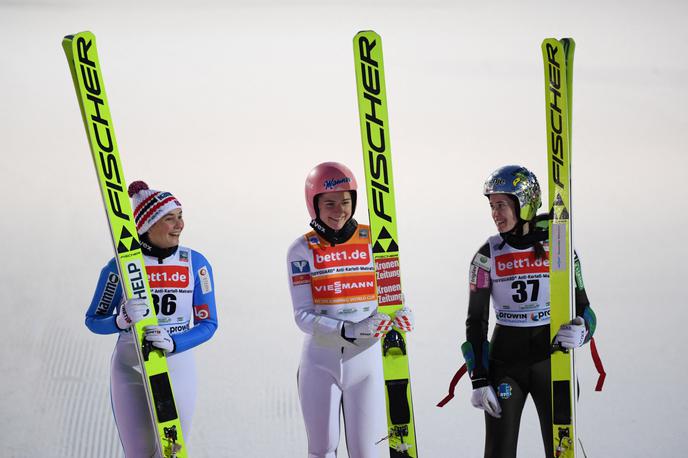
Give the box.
[86,243,218,457]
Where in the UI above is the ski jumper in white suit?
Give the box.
[85,243,218,457]
[287,224,387,458]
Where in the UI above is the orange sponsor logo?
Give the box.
[311,273,376,304]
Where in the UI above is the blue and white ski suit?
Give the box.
[85,246,218,457]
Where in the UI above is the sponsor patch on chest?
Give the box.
[313,244,370,269]
[494,251,549,277]
[147,265,190,288]
[311,273,376,304]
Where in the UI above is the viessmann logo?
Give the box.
[495,252,549,276]
[312,274,376,298]
[314,244,369,268]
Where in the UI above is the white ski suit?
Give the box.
[287,225,386,458]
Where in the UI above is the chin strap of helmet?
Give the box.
[499,219,547,250]
[140,232,178,262]
[310,218,358,246]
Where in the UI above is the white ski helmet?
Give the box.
[483,165,541,221]
[305,162,358,219]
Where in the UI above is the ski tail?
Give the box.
[63,31,186,458]
[353,30,418,457]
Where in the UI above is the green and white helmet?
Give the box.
[483,165,542,221]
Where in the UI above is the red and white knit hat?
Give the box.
[128,181,182,235]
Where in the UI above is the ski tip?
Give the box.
[66,30,95,40]
[542,37,575,46]
[63,30,96,46]
[354,30,381,41]
[62,31,96,56]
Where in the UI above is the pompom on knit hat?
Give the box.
[128,181,182,235]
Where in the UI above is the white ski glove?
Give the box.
[344,313,392,339]
[116,298,150,330]
[471,386,502,418]
[554,316,588,349]
[392,307,414,332]
[144,326,175,353]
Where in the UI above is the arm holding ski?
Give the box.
[574,251,596,341]
[392,294,414,332]
[465,243,492,388]
[392,307,414,332]
[287,239,348,346]
[343,313,392,339]
[85,258,123,335]
[553,251,596,348]
[169,252,218,354]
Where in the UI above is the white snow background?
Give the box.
[1,0,687,456]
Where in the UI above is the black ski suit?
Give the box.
[464,216,596,458]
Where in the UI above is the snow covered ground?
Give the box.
[1,0,687,456]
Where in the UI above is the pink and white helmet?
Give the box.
[305,162,358,219]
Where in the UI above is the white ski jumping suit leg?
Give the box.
[110,337,197,457]
[298,336,384,458]
[288,226,387,458]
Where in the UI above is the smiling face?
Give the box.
[147,208,184,249]
[317,191,353,231]
[489,194,518,233]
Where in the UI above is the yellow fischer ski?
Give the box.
[63,31,186,457]
[542,37,578,458]
[353,30,418,457]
